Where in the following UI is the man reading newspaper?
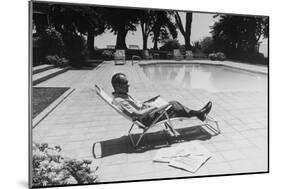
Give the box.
[111,73,212,128]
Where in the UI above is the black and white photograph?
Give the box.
[29,0,268,188]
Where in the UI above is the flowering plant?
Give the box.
[102,50,114,60]
[32,143,98,187]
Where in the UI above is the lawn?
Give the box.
[32,87,70,118]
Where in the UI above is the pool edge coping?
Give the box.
[137,60,268,75]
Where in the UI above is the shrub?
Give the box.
[101,50,114,60]
[40,27,64,56]
[63,32,87,67]
[200,37,214,54]
[32,143,98,188]
[208,52,226,61]
[44,55,69,68]
[216,52,226,61]
[191,41,201,52]
[208,53,217,60]
[160,39,181,51]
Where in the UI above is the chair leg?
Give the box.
[204,116,221,136]
[128,122,138,147]
[128,122,149,148]
[164,112,180,137]
[135,129,149,147]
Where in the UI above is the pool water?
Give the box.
[141,63,267,93]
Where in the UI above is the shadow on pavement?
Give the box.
[69,65,97,70]
[92,125,212,159]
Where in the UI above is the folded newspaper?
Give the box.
[146,97,169,108]
[153,141,212,173]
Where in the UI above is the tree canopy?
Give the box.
[103,7,143,49]
[139,10,177,50]
[211,14,268,56]
[151,11,177,50]
[174,11,193,50]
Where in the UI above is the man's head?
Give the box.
[111,73,129,93]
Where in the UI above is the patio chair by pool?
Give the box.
[185,50,194,60]
[94,85,220,148]
[173,49,184,60]
[114,49,126,65]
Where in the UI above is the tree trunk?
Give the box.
[116,26,128,49]
[153,38,158,50]
[185,13,192,50]
[141,22,149,50]
[87,30,95,52]
[143,35,148,50]
[153,29,160,50]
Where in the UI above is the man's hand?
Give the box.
[141,102,153,109]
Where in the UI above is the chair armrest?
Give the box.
[142,95,160,103]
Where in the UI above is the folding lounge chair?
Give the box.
[94,85,220,148]
[114,49,126,65]
[185,50,194,60]
[173,49,184,60]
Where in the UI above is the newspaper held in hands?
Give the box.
[145,97,169,108]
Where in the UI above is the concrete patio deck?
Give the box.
[32,60,268,182]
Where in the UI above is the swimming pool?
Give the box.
[141,63,267,93]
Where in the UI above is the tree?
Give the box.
[159,39,181,51]
[139,10,154,50]
[210,14,269,56]
[42,4,107,66]
[149,11,177,50]
[139,10,177,50]
[199,36,214,54]
[174,11,193,50]
[103,7,142,49]
[73,7,105,52]
[50,5,105,52]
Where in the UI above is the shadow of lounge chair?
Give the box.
[92,125,213,158]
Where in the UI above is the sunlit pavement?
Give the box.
[33,60,268,182]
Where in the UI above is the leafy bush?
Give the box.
[101,50,114,60]
[32,143,98,187]
[208,52,226,61]
[63,32,87,67]
[160,39,181,51]
[209,53,217,60]
[191,41,201,52]
[216,52,226,61]
[43,55,69,68]
[40,27,65,56]
[200,37,214,54]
